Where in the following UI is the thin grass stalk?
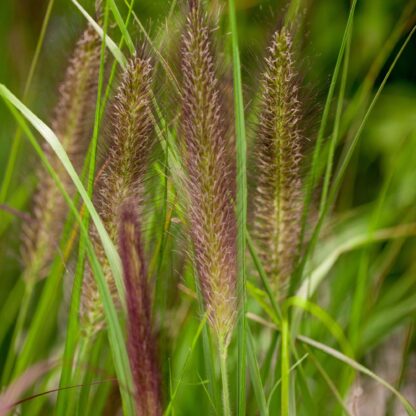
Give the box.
[81,54,155,336]
[226,0,248,412]
[219,343,231,416]
[289,0,358,296]
[281,315,290,416]
[319,21,352,218]
[253,28,303,297]
[0,0,55,204]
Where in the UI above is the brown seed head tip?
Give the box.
[253,27,303,296]
[181,3,237,344]
[118,200,162,416]
[188,0,198,11]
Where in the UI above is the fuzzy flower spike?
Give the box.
[181,0,237,347]
[22,25,101,280]
[82,54,155,335]
[253,27,303,297]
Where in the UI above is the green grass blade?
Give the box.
[285,0,302,25]
[0,85,125,310]
[227,1,248,413]
[280,315,290,416]
[297,0,357,265]
[306,348,352,416]
[71,0,127,68]
[247,231,282,323]
[107,0,135,55]
[297,223,416,300]
[319,19,352,214]
[0,0,55,203]
[298,335,416,416]
[285,297,353,357]
[340,2,415,136]
[246,325,268,416]
[0,89,136,416]
[0,280,24,348]
[266,354,308,411]
[163,315,208,416]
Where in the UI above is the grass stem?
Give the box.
[219,342,231,416]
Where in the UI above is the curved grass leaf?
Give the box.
[297,223,416,300]
[71,0,127,68]
[227,0,248,413]
[0,87,135,416]
[298,335,416,416]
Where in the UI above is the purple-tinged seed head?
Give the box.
[119,198,162,416]
[180,0,237,346]
[81,54,155,336]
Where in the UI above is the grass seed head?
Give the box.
[118,198,162,416]
[253,27,303,296]
[81,54,155,335]
[21,25,101,280]
[181,0,237,346]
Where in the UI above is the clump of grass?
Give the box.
[252,27,303,297]
[21,24,101,281]
[2,1,415,414]
[180,0,237,348]
[118,198,162,416]
[81,54,155,336]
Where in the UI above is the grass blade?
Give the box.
[107,0,135,54]
[298,335,416,416]
[0,88,135,416]
[0,0,55,204]
[227,0,248,413]
[71,0,127,68]
[246,325,268,416]
[56,2,113,412]
[297,223,416,300]
[0,85,125,310]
